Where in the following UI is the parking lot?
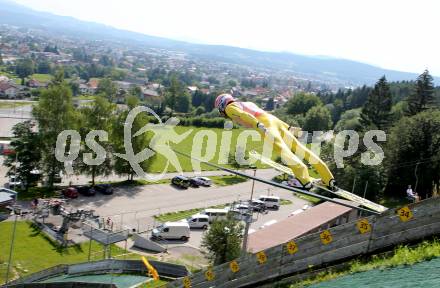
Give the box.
[1,152,309,252]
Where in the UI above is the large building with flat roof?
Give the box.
[247,200,359,253]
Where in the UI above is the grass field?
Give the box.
[30,74,53,83]
[77,95,96,101]
[148,126,271,173]
[0,76,21,85]
[0,221,144,284]
[0,101,31,109]
[210,175,248,186]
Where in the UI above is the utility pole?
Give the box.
[414,162,420,194]
[5,205,20,285]
[359,181,368,217]
[242,167,257,254]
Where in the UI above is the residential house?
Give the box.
[230,87,242,97]
[141,87,159,100]
[86,79,100,94]
[187,86,198,94]
[27,79,47,88]
[114,81,132,91]
[148,83,163,90]
[79,83,92,95]
[0,82,20,99]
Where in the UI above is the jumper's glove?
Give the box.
[257,122,267,133]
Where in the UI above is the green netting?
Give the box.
[310,257,440,287]
[43,274,150,288]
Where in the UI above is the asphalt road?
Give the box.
[0,102,33,138]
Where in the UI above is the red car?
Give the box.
[62,187,79,199]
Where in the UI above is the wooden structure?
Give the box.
[167,196,440,288]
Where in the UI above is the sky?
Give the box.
[13,0,440,75]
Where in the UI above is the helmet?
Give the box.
[215,94,235,115]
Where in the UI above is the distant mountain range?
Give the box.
[0,0,438,86]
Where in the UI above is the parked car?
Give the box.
[53,172,62,184]
[152,222,190,241]
[62,187,79,199]
[76,185,96,196]
[171,176,190,189]
[189,177,203,187]
[94,184,114,195]
[201,208,229,223]
[249,199,267,212]
[191,176,212,186]
[4,176,23,190]
[232,203,251,214]
[185,214,209,229]
[258,195,281,210]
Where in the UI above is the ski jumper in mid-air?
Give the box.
[215,93,335,190]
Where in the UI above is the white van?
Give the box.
[152,222,190,241]
[259,195,281,210]
[186,214,209,229]
[201,208,228,223]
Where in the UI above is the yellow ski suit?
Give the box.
[225,101,334,187]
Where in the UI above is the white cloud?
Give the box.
[13,0,440,75]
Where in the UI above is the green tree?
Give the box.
[321,141,387,201]
[194,106,205,116]
[76,96,115,185]
[69,81,80,96]
[0,53,4,65]
[360,76,392,130]
[96,78,117,102]
[165,76,180,111]
[334,109,361,132]
[201,215,244,265]
[15,58,34,85]
[112,96,156,180]
[228,80,237,87]
[386,110,440,199]
[192,90,205,107]
[407,70,436,116]
[303,106,332,131]
[175,91,191,113]
[286,93,322,116]
[33,80,77,188]
[99,55,114,67]
[4,121,41,190]
[36,60,51,74]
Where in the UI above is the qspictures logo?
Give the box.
[55,106,386,180]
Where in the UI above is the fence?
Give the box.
[167,196,440,288]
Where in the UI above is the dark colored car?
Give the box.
[171,176,190,189]
[62,187,79,199]
[94,184,114,195]
[53,173,62,184]
[76,185,96,196]
[189,177,204,187]
[249,199,267,213]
